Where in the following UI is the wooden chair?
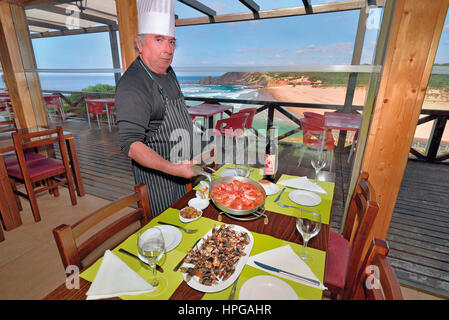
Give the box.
[0,220,4,242]
[347,238,403,300]
[53,184,152,271]
[324,171,379,299]
[0,119,17,134]
[7,126,77,222]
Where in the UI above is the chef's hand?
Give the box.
[173,160,198,179]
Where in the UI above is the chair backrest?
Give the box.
[341,171,380,297]
[300,117,334,150]
[53,184,152,270]
[43,95,62,110]
[346,238,403,300]
[0,119,17,134]
[85,99,106,114]
[303,112,324,124]
[235,108,257,129]
[215,113,248,136]
[12,126,71,175]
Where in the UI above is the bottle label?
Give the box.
[265,154,276,175]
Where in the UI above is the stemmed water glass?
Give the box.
[137,227,165,287]
[296,208,322,263]
[311,150,327,184]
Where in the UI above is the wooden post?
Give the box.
[0,2,47,129]
[361,0,449,240]
[116,0,138,73]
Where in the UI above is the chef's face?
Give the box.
[137,34,176,75]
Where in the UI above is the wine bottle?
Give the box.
[264,126,278,182]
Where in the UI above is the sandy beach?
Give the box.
[261,85,449,142]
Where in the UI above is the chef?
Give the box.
[116,0,196,216]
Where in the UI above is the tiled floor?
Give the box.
[0,187,445,300]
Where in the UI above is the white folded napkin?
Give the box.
[247,245,327,290]
[277,176,327,195]
[86,250,155,300]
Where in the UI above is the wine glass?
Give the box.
[137,227,165,287]
[296,208,321,263]
[234,163,250,177]
[311,150,327,184]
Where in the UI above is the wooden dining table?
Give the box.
[43,163,335,300]
[324,111,362,151]
[0,127,85,231]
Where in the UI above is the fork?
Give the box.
[228,275,241,300]
[274,188,303,211]
[157,221,198,234]
[275,201,302,210]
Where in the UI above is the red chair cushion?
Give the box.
[325,230,351,289]
[3,152,47,168]
[7,158,64,179]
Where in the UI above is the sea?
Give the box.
[0,73,295,135]
[0,74,261,107]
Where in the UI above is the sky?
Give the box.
[18,0,449,77]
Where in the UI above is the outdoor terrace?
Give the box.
[49,115,449,299]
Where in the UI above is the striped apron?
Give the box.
[132,61,193,216]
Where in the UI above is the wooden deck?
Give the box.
[55,118,449,298]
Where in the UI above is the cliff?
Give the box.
[197,72,273,87]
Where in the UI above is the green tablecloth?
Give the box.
[80,209,326,300]
[264,174,334,225]
[202,232,325,300]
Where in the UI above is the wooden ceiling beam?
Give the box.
[176,0,371,27]
[178,0,216,17]
[27,17,68,30]
[30,23,116,38]
[40,5,116,25]
[14,0,76,9]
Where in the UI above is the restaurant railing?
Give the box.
[25,89,449,165]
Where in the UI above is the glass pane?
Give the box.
[411,12,449,162]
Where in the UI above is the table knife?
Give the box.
[274,187,286,202]
[118,248,164,273]
[254,261,321,287]
[173,238,202,272]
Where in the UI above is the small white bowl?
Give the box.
[179,206,203,223]
[188,197,210,211]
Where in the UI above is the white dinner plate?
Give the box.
[239,275,299,300]
[288,190,322,206]
[182,225,254,293]
[188,197,209,211]
[137,225,182,263]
